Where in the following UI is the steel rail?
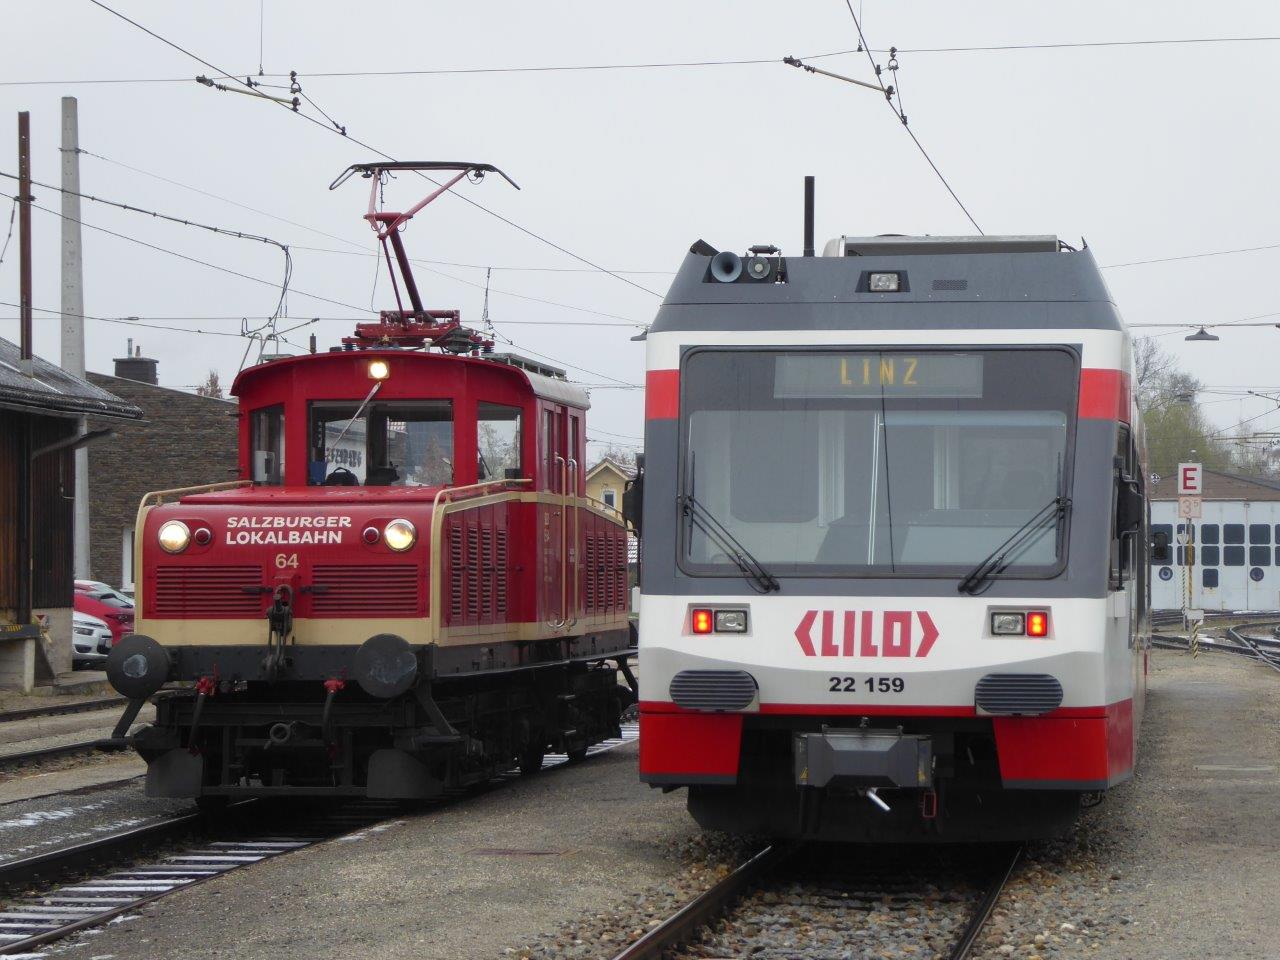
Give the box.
[949,844,1023,960]
[0,808,209,892]
[608,839,1022,960]
[607,844,789,960]
[0,696,126,724]
[0,738,102,770]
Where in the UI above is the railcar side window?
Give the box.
[308,401,453,487]
[679,348,1076,576]
[250,405,285,485]
[477,403,522,480]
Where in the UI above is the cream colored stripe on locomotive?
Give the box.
[645,328,1128,371]
[138,613,631,648]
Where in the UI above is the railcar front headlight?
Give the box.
[383,518,416,552]
[991,612,1025,635]
[157,520,191,554]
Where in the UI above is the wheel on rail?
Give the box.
[519,746,546,775]
[195,795,231,815]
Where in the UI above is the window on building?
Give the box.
[1203,568,1219,588]
[1250,545,1271,566]
[121,527,135,592]
[1224,546,1245,566]
[1201,546,1219,566]
[1250,523,1271,544]
[1200,524,1220,544]
[602,488,616,509]
[1224,524,1245,544]
[477,403,522,480]
[1151,523,1173,564]
[251,405,285,485]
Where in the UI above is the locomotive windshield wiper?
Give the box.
[682,494,780,594]
[957,496,1072,596]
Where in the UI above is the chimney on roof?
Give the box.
[114,340,158,385]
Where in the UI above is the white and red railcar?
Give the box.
[631,234,1150,841]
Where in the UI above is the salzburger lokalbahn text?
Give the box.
[627,228,1150,841]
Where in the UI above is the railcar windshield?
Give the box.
[309,400,453,486]
[681,348,1077,578]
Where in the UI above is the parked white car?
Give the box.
[73,610,113,668]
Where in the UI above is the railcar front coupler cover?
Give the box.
[794,729,934,789]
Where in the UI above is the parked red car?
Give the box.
[74,580,134,647]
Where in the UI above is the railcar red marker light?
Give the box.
[1027,611,1049,637]
[691,609,714,634]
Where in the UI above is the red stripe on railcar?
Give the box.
[1078,368,1131,423]
[992,698,1133,787]
[645,370,680,420]
[639,710,742,780]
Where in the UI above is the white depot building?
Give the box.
[1150,468,1280,612]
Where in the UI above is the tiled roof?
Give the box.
[1149,467,1280,502]
[586,456,637,481]
[0,337,142,420]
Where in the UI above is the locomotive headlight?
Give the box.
[383,518,416,552]
[368,358,391,381]
[868,272,901,292]
[157,520,191,554]
[990,612,1026,635]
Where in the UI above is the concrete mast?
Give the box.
[61,96,90,580]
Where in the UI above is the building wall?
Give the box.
[0,410,77,687]
[1150,499,1280,611]
[586,464,629,514]
[86,374,238,590]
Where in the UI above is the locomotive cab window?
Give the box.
[309,400,453,487]
[477,402,522,480]
[680,348,1077,578]
[250,405,285,485]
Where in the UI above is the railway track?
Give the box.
[0,722,638,955]
[0,697,125,725]
[0,739,105,772]
[610,842,1023,960]
[1152,617,1280,673]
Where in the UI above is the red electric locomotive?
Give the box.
[105,163,635,801]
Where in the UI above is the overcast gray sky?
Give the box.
[3,1,1279,456]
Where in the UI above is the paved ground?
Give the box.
[52,740,694,960]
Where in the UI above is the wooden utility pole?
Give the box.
[17,111,32,370]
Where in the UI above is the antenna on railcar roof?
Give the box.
[330,161,519,353]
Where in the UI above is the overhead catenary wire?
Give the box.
[26,199,372,316]
[786,5,983,234]
[0,299,318,339]
[1,166,294,325]
[0,197,15,271]
[85,0,665,300]
[9,34,1280,87]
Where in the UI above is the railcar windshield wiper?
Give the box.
[957,496,1072,596]
[682,494,780,594]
